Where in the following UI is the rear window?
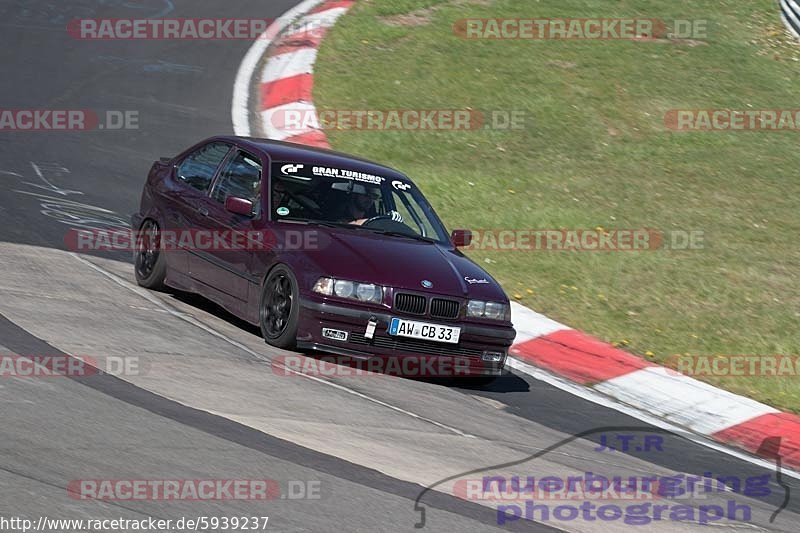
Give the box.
[176,142,231,192]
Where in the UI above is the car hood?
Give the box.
[303,228,508,301]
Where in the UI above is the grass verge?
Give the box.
[315,0,800,412]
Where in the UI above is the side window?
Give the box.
[210,151,262,214]
[176,142,231,192]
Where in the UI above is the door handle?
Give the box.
[198,206,209,216]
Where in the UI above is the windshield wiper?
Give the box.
[296,219,386,233]
[304,220,343,228]
[284,219,356,229]
[286,219,437,242]
[366,229,437,243]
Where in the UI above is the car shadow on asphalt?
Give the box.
[166,288,263,338]
[163,289,530,392]
[286,349,532,393]
[446,373,530,393]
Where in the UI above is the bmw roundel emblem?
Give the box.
[421,280,433,288]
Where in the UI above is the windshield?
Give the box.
[270,162,450,243]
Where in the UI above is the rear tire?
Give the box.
[259,265,300,349]
[134,219,166,290]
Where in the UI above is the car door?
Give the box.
[160,141,233,275]
[188,148,264,301]
[164,141,233,276]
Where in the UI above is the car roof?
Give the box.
[207,136,411,182]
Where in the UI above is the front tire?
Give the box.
[134,219,166,290]
[259,265,300,349]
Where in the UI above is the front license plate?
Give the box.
[388,318,461,344]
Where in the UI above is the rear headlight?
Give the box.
[313,277,384,304]
[466,300,510,321]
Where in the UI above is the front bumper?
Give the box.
[297,297,515,377]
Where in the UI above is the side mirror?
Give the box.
[451,229,472,248]
[225,196,254,217]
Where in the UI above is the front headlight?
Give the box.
[313,277,384,304]
[484,301,506,320]
[356,283,379,302]
[466,300,510,321]
[467,300,485,317]
[334,279,355,298]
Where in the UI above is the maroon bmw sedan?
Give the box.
[133,136,515,380]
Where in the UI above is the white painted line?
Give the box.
[231,0,327,136]
[71,253,474,438]
[595,367,779,435]
[260,48,319,83]
[506,356,800,479]
[260,101,319,141]
[510,301,569,344]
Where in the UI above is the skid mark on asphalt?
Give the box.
[71,252,476,439]
[91,56,204,75]
[0,0,175,26]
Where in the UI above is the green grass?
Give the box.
[315,0,800,412]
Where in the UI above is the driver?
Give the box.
[338,184,379,225]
